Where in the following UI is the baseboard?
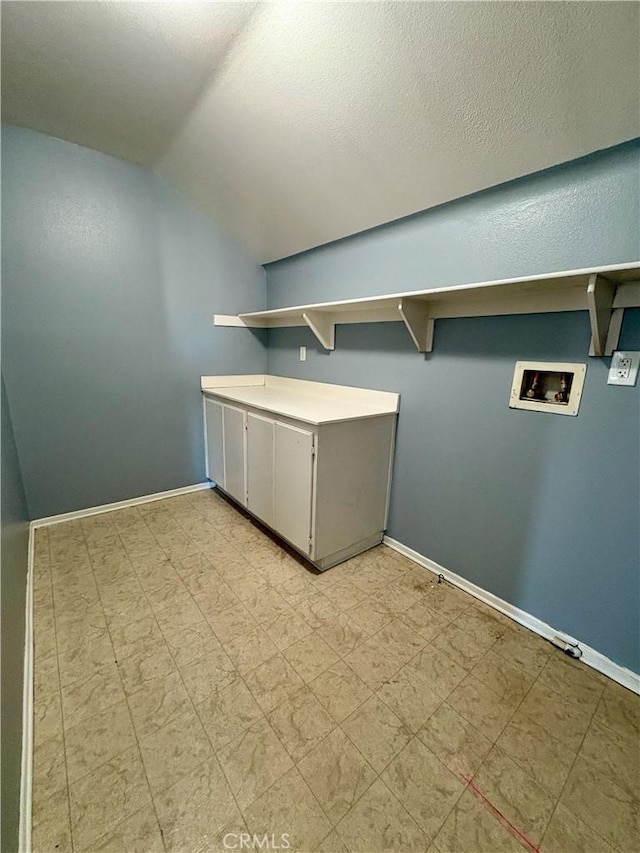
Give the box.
[31,482,212,528]
[384,536,640,695]
[19,524,35,853]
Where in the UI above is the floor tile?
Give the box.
[562,754,640,851]
[322,580,368,612]
[284,633,340,683]
[138,706,213,796]
[263,609,314,651]
[344,636,408,691]
[309,660,373,723]
[244,653,305,713]
[226,573,269,603]
[31,493,637,853]
[60,660,125,730]
[492,626,551,676]
[34,681,64,746]
[518,680,595,752]
[335,778,428,853]
[275,574,316,606]
[455,607,509,647]
[116,636,177,695]
[369,581,422,616]
[432,622,492,670]
[34,652,60,698]
[377,662,442,732]
[314,830,349,852]
[268,685,336,762]
[474,747,557,845]
[80,804,164,853]
[342,695,412,772]
[143,575,191,612]
[32,786,73,853]
[592,682,640,741]
[225,624,280,675]
[422,583,473,621]
[206,602,256,644]
[242,585,293,623]
[162,619,223,669]
[56,626,115,688]
[382,737,464,839]
[296,593,342,629]
[197,677,264,749]
[496,712,576,797]
[192,582,241,622]
[537,654,605,710]
[155,756,241,853]
[447,674,519,742]
[243,767,333,851]
[154,594,205,635]
[417,702,492,779]
[343,595,395,636]
[298,728,376,825]
[33,733,67,804]
[407,646,467,700]
[470,650,534,703]
[393,565,435,597]
[65,699,136,783]
[100,579,153,630]
[540,803,615,853]
[399,601,450,642]
[316,612,369,656]
[127,669,191,740]
[579,714,640,798]
[218,716,294,809]
[69,745,151,851]
[433,788,525,853]
[179,645,238,704]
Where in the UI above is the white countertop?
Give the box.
[201,375,399,425]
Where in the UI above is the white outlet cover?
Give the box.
[607,351,640,386]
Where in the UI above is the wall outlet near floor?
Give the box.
[607,351,639,386]
[299,346,307,362]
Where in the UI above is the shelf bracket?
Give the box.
[587,274,617,356]
[302,311,335,350]
[398,298,434,353]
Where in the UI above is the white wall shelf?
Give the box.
[214,262,640,356]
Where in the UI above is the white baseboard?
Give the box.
[384,536,640,695]
[19,524,35,853]
[31,482,212,528]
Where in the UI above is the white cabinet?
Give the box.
[202,376,399,570]
[203,399,246,506]
[246,412,275,526]
[203,397,224,486]
[274,422,314,555]
[222,405,245,504]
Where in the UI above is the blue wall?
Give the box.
[1,377,30,853]
[2,126,267,519]
[266,142,640,673]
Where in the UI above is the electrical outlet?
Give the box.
[607,351,640,386]
[299,346,307,362]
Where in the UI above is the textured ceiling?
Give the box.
[1,1,257,165]
[3,1,639,262]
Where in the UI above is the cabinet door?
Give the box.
[274,422,314,554]
[204,398,224,486]
[222,405,246,504]
[246,412,275,526]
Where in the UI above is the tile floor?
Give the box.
[31,489,639,853]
